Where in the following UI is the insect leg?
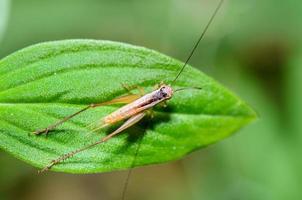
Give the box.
[153,81,165,89]
[121,83,145,96]
[39,112,146,173]
[33,94,141,135]
[122,83,135,94]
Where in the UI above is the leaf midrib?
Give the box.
[0,102,254,119]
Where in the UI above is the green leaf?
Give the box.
[0,40,256,173]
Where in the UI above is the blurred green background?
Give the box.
[0,0,301,199]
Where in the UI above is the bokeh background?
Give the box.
[0,0,301,199]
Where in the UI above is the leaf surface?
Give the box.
[0,40,256,173]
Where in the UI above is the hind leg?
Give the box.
[33,94,141,135]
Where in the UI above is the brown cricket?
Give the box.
[33,0,224,173]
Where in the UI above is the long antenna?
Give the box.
[121,1,225,199]
[172,0,224,83]
[121,128,146,200]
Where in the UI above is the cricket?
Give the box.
[33,0,224,174]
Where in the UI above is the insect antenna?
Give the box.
[172,0,224,84]
[122,1,224,199]
[121,126,147,200]
[174,86,202,92]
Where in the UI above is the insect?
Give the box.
[33,0,224,176]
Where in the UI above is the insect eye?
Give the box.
[162,92,167,97]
